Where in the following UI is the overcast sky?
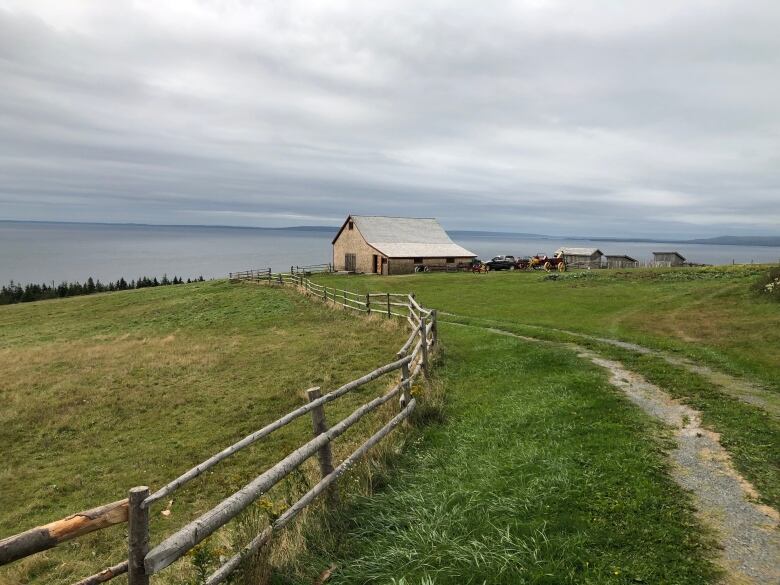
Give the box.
[1,1,778,237]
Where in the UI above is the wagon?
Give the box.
[527,254,567,272]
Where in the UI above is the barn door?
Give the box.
[345,253,356,272]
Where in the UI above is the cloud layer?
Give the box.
[1,0,778,236]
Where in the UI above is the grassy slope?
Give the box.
[316,266,780,391]
[3,268,776,584]
[0,281,406,585]
[286,324,718,584]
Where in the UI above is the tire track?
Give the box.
[447,320,780,584]
[440,312,779,417]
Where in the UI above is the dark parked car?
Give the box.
[485,255,517,271]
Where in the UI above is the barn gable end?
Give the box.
[332,215,476,275]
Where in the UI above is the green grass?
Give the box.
[316,265,780,391]
[0,281,407,585]
[445,315,780,510]
[4,266,778,585]
[282,324,719,584]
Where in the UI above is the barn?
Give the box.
[332,215,476,275]
[555,247,604,269]
[606,254,639,269]
[653,251,686,267]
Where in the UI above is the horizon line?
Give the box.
[1,218,779,244]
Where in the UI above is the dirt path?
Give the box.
[448,321,780,584]
[441,313,779,417]
[555,328,780,418]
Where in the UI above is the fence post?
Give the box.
[306,388,336,501]
[400,361,411,407]
[365,293,371,314]
[430,309,438,346]
[267,268,271,282]
[419,318,429,378]
[386,292,391,318]
[128,486,150,585]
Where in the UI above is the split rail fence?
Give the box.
[0,268,437,585]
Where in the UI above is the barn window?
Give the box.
[446,257,455,263]
[348,221,353,230]
[413,257,423,264]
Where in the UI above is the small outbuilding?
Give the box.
[332,215,476,275]
[653,251,686,267]
[606,254,639,269]
[555,247,604,269]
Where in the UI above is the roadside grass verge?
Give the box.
[282,324,719,584]
[315,265,780,392]
[0,280,408,585]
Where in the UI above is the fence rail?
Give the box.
[0,269,437,585]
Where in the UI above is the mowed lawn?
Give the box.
[285,324,719,584]
[317,265,780,391]
[0,281,406,585]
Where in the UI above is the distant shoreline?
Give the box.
[3,219,779,248]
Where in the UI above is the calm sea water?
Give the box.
[1,221,779,284]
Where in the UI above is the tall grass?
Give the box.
[285,326,719,584]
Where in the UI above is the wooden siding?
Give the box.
[606,257,639,269]
[388,257,473,275]
[332,223,384,273]
[560,251,603,269]
[653,252,685,267]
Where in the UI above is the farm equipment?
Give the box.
[471,260,489,273]
[527,254,567,272]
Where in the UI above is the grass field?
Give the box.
[0,281,407,584]
[280,324,719,584]
[297,264,779,583]
[317,265,780,391]
[3,266,778,584]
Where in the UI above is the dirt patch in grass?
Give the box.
[587,353,780,585]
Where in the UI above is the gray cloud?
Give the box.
[0,0,778,237]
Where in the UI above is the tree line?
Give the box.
[0,275,206,305]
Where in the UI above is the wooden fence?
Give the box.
[0,271,437,585]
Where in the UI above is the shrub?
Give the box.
[752,267,780,302]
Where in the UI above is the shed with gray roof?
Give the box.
[653,251,686,267]
[606,254,639,269]
[554,247,604,269]
[332,215,476,275]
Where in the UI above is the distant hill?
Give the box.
[270,225,339,232]
[3,220,778,247]
[684,236,780,247]
[448,229,551,239]
[563,235,780,247]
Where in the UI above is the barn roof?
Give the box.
[606,254,638,262]
[653,251,686,260]
[555,247,603,257]
[335,215,476,258]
